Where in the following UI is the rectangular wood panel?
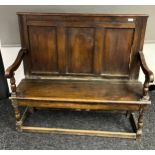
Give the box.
[19,14,147,80]
[28,26,58,74]
[102,28,134,76]
[66,27,95,74]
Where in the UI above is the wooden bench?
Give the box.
[5,12,154,139]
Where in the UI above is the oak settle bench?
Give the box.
[5,12,154,139]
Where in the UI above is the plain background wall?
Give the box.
[0,5,155,45]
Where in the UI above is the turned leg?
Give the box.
[10,76,16,96]
[136,107,145,139]
[142,80,150,100]
[12,100,22,131]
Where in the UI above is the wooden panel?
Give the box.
[15,79,143,102]
[102,28,134,76]
[28,26,58,74]
[66,28,95,74]
[17,100,141,111]
[17,14,148,80]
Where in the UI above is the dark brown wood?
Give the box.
[5,48,27,78]
[139,51,154,100]
[10,75,16,95]
[5,13,154,139]
[15,79,144,102]
[67,28,94,74]
[16,13,146,79]
[16,100,141,111]
[136,106,145,139]
[29,26,58,74]
[102,28,133,76]
[11,99,21,131]
[5,48,27,95]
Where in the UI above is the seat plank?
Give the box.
[14,79,144,103]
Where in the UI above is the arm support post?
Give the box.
[5,48,27,95]
[139,51,154,100]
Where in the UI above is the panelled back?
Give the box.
[18,13,148,80]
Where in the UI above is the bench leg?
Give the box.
[14,107,138,139]
[12,100,22,132]
[136,107,145,139]
[10,105,148,140]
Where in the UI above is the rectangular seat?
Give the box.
[12,79,147,111]
[15,79,143,103]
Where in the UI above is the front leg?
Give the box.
[142,80,150,100]
[136,106,146,139]
[10,75,16,95]
[139,51,154,100]
[12,100,22,131]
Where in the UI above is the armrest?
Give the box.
[139,51,154,83]
[5,48,27,78]
[139,51,154,99]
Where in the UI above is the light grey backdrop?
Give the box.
[0,5,155,46]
